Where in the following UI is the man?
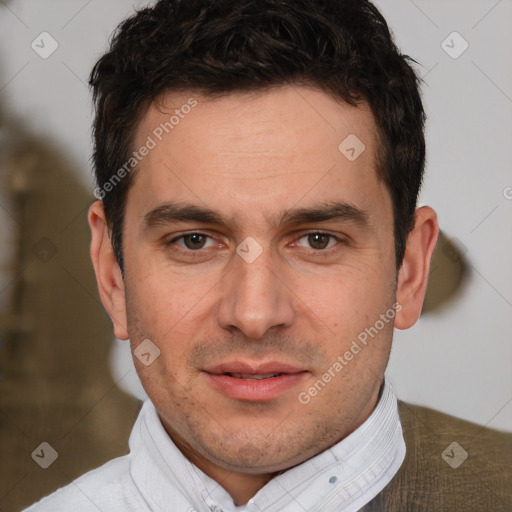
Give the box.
[24,0,511,510]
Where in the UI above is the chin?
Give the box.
[193,421,320,473]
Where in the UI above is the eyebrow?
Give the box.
[143,201,370,230]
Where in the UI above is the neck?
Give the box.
[173,437,277,505]
[161,382,383,506]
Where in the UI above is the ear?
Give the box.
[395,206,439,329]
[88,200,129,340]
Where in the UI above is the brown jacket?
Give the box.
[361,400,512,511]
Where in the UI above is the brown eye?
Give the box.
[296,232,339,251]
[307,233,331,250]
[166,232,216,251]
[182,233,208,250]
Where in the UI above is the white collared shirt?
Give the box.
[24,378,405,512]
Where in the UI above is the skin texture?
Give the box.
[89,85,439,505]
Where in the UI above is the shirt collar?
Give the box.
[130,378,405,512]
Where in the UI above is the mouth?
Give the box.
[203,361,308,401]
[223,372,286,379]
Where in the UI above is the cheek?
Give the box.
[125,267,222,373]
[128,260,213,322]
[302,265,393,332]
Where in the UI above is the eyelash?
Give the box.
[165,231,345,254]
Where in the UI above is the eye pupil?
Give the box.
[309,233,329,250]
[184,233,206,249]
[179,233,333,251]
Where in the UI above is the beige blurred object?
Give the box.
[0,119,141,512]
[423,231,469,313]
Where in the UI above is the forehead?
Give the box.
[127,85,388,226]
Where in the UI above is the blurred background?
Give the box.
[0,0,511,510]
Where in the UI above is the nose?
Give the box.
[216,243,295,339]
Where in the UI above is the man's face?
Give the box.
[121,86,398,473]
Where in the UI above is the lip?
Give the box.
[204,361,306,375]
[203,361,309,401]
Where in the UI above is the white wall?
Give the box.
[0,0,510,431]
